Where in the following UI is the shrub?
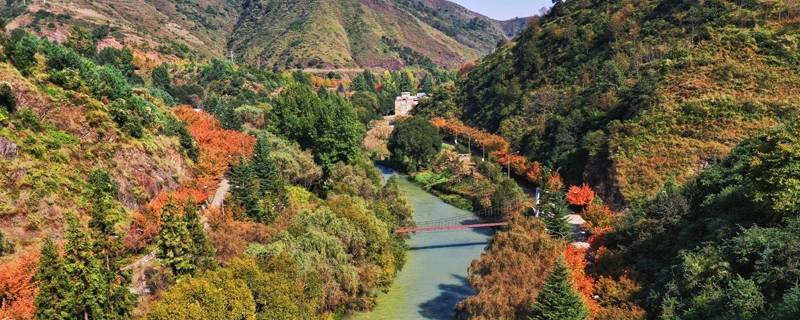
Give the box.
[0,82,16,113]
[0,231,13,256]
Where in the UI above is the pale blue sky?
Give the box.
[450,0,552,20]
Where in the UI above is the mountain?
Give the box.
[2,0,530,69]
[440,0,800,205]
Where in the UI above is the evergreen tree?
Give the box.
[251,134,281,195]
[86,170,135,319]
[420,74,434,93]
[63,215,108,320]
[542,191,573,239]
[229,158,262,221]
[184,201,215,271]
[529,258,588,320]
[151,63,171,90]
[155,200,196,276]
[34,238,70,320]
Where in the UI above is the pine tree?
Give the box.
[86,170,135,319]
[34,238,70,320]
[251,134,281,196]
[542,191,573,239]
[529,258,588,320]
[156,199,196,276]
[229,158,262,221]
[184,201,215,271]
[62,215,108,320]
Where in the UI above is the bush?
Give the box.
[0,231,13,256]
[0,82,16,113]
[8,35,40,74]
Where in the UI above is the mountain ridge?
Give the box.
[2,0,531,69]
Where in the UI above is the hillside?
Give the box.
[433,0,800,205]
[2,0,528,69]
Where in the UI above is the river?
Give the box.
[350,166,494,320]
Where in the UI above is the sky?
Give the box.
[449,0,552,20]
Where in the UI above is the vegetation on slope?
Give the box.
[440,0,800,205]
[0,22,420,318]
[3,0,528,70]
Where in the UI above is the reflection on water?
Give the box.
[350,166,494,320]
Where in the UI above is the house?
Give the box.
[394,92,427,116]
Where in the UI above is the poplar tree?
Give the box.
[156,199,196,276]
[529,258,588,320]
[34,238,69,320]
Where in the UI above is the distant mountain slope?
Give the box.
[2,0,529,69]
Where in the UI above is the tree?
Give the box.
[65,27,96,57]
[542,190,573,239]
[34,239,69,320]
[529,258,589,320]
[62,215,108,320]
[251,134,281,196]
[151,63,172,90]
[388,116,442,171]
[310,93,365,172]
[566,184,595,206]
[156,200,196,276]
[229,159,262,221]
[86,170,135,319]
[184,202,215,271]
[492,179,527,217]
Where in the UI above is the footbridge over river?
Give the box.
[395,208,509,234]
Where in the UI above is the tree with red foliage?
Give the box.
[0,251,39,320]
[567,184,596,206]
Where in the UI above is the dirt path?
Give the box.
[125,177,229,295]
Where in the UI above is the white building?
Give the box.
[394,92,427,116]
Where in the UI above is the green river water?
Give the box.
[349,167,494,320]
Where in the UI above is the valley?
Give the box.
[1,0,800,320]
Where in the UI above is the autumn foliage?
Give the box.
[431,117,509,153]
[457,217,560,319]
[567,184,596,206]
[125,106,256,251]
[564,246,598,313]
[0,251,39,320]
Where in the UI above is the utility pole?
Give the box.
[507,151,518,178]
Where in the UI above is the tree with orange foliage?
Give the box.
[547,171,565,192]
[582,203,615,233]
[457,217,561,319]
[567,184,596,206]
[125,107,256,251]
[0,251,39,320]
[527,162,543,183]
